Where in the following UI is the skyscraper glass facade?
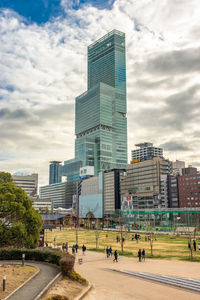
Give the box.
[61,29,127,180]
[49,161,62,184]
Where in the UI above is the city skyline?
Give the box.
[0,0,200,186]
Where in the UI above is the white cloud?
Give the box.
[0,0,200,186]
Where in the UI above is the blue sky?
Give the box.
[0,0,115,24]
[0,0,200,185]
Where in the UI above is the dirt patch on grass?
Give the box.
[0,264,37,300]
[42,277,87,300]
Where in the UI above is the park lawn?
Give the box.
[0,265,37,300]
[46,228,200,261]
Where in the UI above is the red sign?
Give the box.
[126,197,131,202]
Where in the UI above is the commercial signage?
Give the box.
[79,166,94,179]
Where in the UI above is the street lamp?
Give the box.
[22,253,25,266]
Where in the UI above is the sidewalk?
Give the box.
[1,261,60,300]
[75,251,200,300]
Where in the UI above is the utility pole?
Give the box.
[75,180,82,245]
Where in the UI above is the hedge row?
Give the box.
[0,248,63,265]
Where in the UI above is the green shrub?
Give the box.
[60,255,75,276]
[47,296,69,300]
[0,248,65,266]
[69,270,87,285]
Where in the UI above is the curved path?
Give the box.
[1,261,60,300]
[75,251,200,300]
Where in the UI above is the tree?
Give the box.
[0,172,42,248]
[86,211,94,229]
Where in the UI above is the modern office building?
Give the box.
[120,157,171,210]
[131,143,163,162]
[178,173,200,208]
[61,29,127,181]
[79,173,103,218]
[12,173,38,197]
[39,181,77,209]
[104,169,125,215]
[49,161,62,184]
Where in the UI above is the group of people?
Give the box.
[188,239,198,251]
[71,244,87,255]
[106,246,112,257]
[62,242,69,252]
[138,249,145,262]
[116,235,125,243]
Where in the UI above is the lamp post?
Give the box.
[22,253,25,266]
[3,275,6,291]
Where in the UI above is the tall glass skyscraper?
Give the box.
[61,29,127,180]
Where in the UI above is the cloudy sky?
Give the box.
[0,0,200,186]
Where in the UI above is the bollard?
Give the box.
[3,275,6,291]
[22,253,25,266]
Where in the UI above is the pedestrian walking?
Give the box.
[109,246,112,257]
[142,249,145,261]
[132,234,134,241]
[138,249,142,262]
[193,239,196,251]
[106,246,109,258]
[62,243,65,251]
[82,244,86,255]
[72,245,75,255]
[122,236,125,243]
[113,250,118,262]
[188,241,191,249]
[75,243,78,253]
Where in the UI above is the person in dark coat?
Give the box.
[138,249,142,262]
[113,250,118,262]
[72,245,75,255]
[142,249,145,261]
[109,246,112,257]
[82,244,86,255]
[106,246,109,258]
[75,243,78,253]
[193,240,196,251]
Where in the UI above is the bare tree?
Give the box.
[95,230,101,249]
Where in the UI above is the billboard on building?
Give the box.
[79,166,94,179]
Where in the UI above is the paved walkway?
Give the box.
[75,251,200,300]
[1,261,60,300]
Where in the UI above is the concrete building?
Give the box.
[120,157,171,210]
[178,173,200,208]
[39,181,77,209]
[182,166,197,176]
[79,173,103,218]
[131,143,163,162]
[172,160,185,175]
[12,173,38,197]
[33,198,52,211]
[167,174,179,208]
[103,169,125,216]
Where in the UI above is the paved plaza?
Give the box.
[75,250,200,300]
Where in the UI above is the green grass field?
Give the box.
[46,228,200,261]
